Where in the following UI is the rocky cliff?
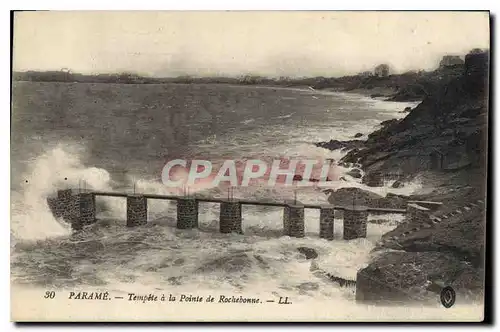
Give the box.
[341,51,488,181]
[333,51,489,304]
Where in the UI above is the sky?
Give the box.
[13,11,490,78]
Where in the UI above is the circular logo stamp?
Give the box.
[440,286,456,308]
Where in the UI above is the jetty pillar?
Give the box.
[406,203,430,224]
[47,189,72,220]
[319,205,335,240]
[177,198,198,229]
[220,200,242,234]
[283,203,305,238]
[57,189,73,221]
[70,193,96,231]
[343,206,368,240]
[127,195,148,227]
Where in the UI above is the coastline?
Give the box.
[321,86,399,100]
[10,68,438,104]
[316,50,488,304]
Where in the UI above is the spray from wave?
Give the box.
[11,144,122,240]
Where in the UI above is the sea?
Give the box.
[11,82,481,321]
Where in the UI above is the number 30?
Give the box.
[44,291,55,299]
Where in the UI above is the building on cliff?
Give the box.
[438,55,465,69]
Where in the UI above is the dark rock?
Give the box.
[253,254,270,269]
[173,258,185,266]
[459,107,484,119]
[326,187,408,210]
[379,118,401,129]
[167,276,182,285]
[315,139,365,151]
[322,189,334,196]
[382,204,485,265]
[354,133,363,138]
[346,168,362,179]
[391,180,404,188]
[297,282,319,291]
[374,197,485,305]
[326,187,382,206]
[297,247,318,260]
[376,193,408,209]
[327,274,357,288]
[386,85,428,102]
[356,251,479,304]
[339,176,347,181]
[339,150,360,164]
[197,253,252,273]
[362,171,384,187]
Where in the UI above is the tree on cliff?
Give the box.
[373,64,390,77]
[469,48,487,55]
[117,72,143,84]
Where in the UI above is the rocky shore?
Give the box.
[317,50,489,304]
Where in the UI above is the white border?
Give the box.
[1,0,496,10]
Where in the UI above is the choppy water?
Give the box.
[11,82,423,304]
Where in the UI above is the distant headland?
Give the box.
[12,49,487,103]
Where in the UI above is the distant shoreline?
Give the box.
[14,67,451,102]
[14,79,425,105]
[13,79,317,91]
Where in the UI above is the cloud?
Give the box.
[13,11,490,77]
